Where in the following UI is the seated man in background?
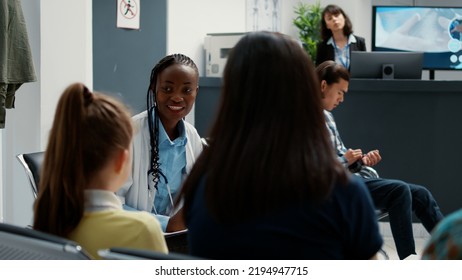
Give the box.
[316,60,444,260]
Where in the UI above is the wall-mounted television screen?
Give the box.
[372,6,462,70]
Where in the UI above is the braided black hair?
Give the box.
[146,54,199,190]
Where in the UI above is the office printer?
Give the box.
[203,33,245,77]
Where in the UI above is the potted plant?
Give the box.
[293,1,322,64]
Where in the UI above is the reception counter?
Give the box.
[196,78,462,215]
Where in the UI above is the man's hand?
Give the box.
[362,150,381,166]
[344,149,364,165]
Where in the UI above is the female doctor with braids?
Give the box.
[117,54,203,232]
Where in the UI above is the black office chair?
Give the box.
[376,209,389,220]
[98,247,200,260]
[16,151,45,198]
[16,150,192,254]
[0,222,92,260]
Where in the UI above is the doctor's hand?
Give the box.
[166,207,186,233]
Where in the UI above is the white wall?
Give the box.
[0,0,93,227]
[40,0,93,146]
[167,0,462,82]
[165,0,377,123]
[1,0,41,226]
[166,0,374,72]
[166,0,247,77]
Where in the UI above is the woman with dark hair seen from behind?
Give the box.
[316,4,366,69]
[33,83,167,259]
[117,54,203,233]
[179,31,382,260]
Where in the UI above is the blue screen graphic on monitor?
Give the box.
[373,6,462,70]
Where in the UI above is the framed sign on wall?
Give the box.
[117,0,140,30]
[246,0,281,32]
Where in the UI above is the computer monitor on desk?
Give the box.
[350,51,423,79]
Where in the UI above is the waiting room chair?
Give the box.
[16,151,190,254]
[0,222,92,260]
[16,151,45,198]
[98,247,199,260]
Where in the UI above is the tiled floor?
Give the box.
[379,222,431,260]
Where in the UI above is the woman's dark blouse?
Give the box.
[186,175,383,260]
